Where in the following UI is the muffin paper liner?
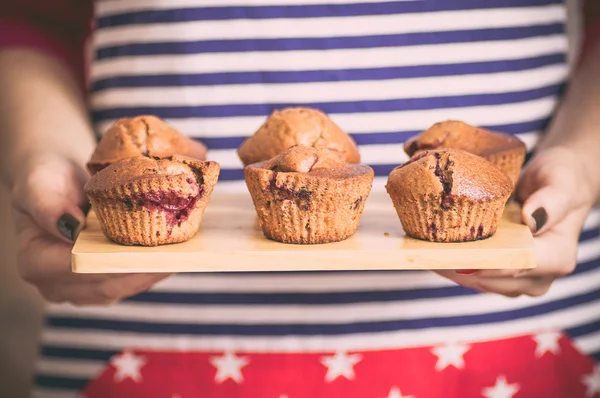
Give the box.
[245,169,373,244]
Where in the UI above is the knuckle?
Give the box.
[12,164,54,213]
[22,170,44,201]
[25,168,41,189]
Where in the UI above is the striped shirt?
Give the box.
[26,1,600,397]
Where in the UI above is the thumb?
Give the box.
[519,182,571,236]
[13,155,88,242]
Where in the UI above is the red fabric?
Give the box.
[81,332,600,398]
[0,1,93,90]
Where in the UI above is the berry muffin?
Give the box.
[87,115,208,175]
[386,148,512,243]
[404,120,526,187]
[237,107,360,166]
[85,155,220,246]
[244,145,373,244]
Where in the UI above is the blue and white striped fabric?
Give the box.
[34,1,600,397]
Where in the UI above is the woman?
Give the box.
[1,1,600,397]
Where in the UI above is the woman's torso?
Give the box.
[35,1,600,397]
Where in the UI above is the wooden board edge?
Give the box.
[72,248,536,274]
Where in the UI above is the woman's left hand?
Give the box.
[435,146,596,298]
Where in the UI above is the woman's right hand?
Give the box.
[11,152,172,306]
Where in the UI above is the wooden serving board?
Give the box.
[72,192,536,273]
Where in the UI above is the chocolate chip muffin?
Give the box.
[404,120,526,187]
[386,148,512,242]
[237,107,360,167]
[87,115,208,175]
[244,145,373,244]
[85,155,220,246]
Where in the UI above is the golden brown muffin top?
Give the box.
[87,115,207,174]
[388,148,512,201]
[85,155,218,195]
[247,145,371,179]
[404,120,526,158]
[237,107,361,166]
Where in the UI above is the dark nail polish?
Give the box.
[79,202,91,216]
[57,214,80,241]
[456,270,478,275]
[531,207,548,233]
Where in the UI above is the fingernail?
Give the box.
[531,207,548,233]
[456,270,478,275]
[79,202,91,216]
[57,213,81,241]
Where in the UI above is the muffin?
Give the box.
[244,145,374,244]
[386,148,512,242]
[237,107,360,167]
[85,155,220,246]
[404,120,526,187]
[87,115,208,175]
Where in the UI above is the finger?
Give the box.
[92,273,173,303]
[525,207,586,278]
[520,184,572,236]
[459,205,588,280]
[529,226,578,278]
[526,277,555,297]
[457,245,574,281]
[434,270,482,291]
[39,273,173,305]
[517,156,579,236]
[12,155,88,243]
[38,282,104,305]
[476,276,553,298]
[474,268,532,278]
[435,270,551,298]
[438,269,521,293]
[515,162,541,205]
[459,239,574,280]
[14,210,110,284]
[15,211,156,284]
